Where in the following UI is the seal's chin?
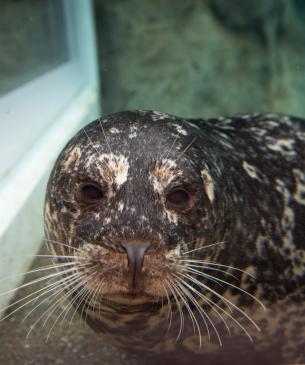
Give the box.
[105,292,160,306]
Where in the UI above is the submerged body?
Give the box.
[44,111,305,364]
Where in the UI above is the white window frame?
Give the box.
[0,0,100,312]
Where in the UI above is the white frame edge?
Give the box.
[0,87,100,313]
[0,0,100,313]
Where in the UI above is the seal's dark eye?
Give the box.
[166,188,191,209]
[78,183,103,204]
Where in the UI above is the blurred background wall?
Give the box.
[95,0,305,119]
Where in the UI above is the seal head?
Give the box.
[45,111,219,305]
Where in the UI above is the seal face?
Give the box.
[44,111,305,363]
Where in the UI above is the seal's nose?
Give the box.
[121,242,150,291]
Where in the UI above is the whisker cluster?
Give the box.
[0,239,99,340]
[161,240,265,347]
[0,236,265,348]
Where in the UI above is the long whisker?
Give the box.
[184,266,234,314]
[176,278,216,345]
[84,274,101,323]
[83,127,100,155]
[157,124,165,162]
[45,271,97,340]
[99,117,112,155]
[170,280,196,335]
[0,261,80,283]
[89,278,105,317]
[69,270,99,326]
[178,259,256,279]
[162,283,173,332]
[174,137,197,163]
[177,271,253,341]
[63,276,103,328]
[0,266,84,299]
[181,266,225,288]
[23,273,81,325]
[43,239,82,253]
[174,276,212,342]
[185,265,239,281]
[69,282,92,327]
[26,272,90,339]
[185,268,265,309]
[80,276,99,323]
[170,279,203,348]
[162,134,179,161]
[60,271,97,328]
[180,272,261,335]
[176,272,230,340]
[97,281,107,323]
[0,271,79,321]
[0,254,82,261]
[182,241,226,255]
[165,279,184,341]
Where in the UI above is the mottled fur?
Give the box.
[44,111,305,364]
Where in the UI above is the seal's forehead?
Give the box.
[84,110,199,144]
[61,110,201,173]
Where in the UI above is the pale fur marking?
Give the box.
[97,153,129,187]
[242,161,260,180]
[63,146,81,170]
[292,169,305,205]
[109,127,120,134]
[201,169,215,203]
[171,123,188,136]
[118,201,124,212]
[267,139,296,156]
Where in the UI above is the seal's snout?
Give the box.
[122,242,150,291]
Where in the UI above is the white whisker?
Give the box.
[165,279,184,341]
[174,137,197,163]
[186,267,265,310]
[162,134,179,161]
[83,127,100,155]
[178,259,256,279]
[43,239,82,253]
[175,278,215,345]
[185,265,239,281]
[0,272,78,322]
[44,273,95,340]
[161,283,173,332]
[182,241,226,255]
[23,273,81,326]
[27,274,87,339]
[0,266,81,299]
[170,279,203,348]
[181,272,261,335]
[177,271,254,341]
[69,271,99,326]
[0,262,79,283]
[176,272,230,341]
[99,117,112,155]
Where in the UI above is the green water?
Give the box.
[96,0,305,119]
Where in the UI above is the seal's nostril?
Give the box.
[121,242,150,268]
[121,242,150,290]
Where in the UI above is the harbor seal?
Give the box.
[44,111,305,364]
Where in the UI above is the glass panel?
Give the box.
[0,0,69,95]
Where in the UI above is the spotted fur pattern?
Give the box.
[44,111,305,364]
